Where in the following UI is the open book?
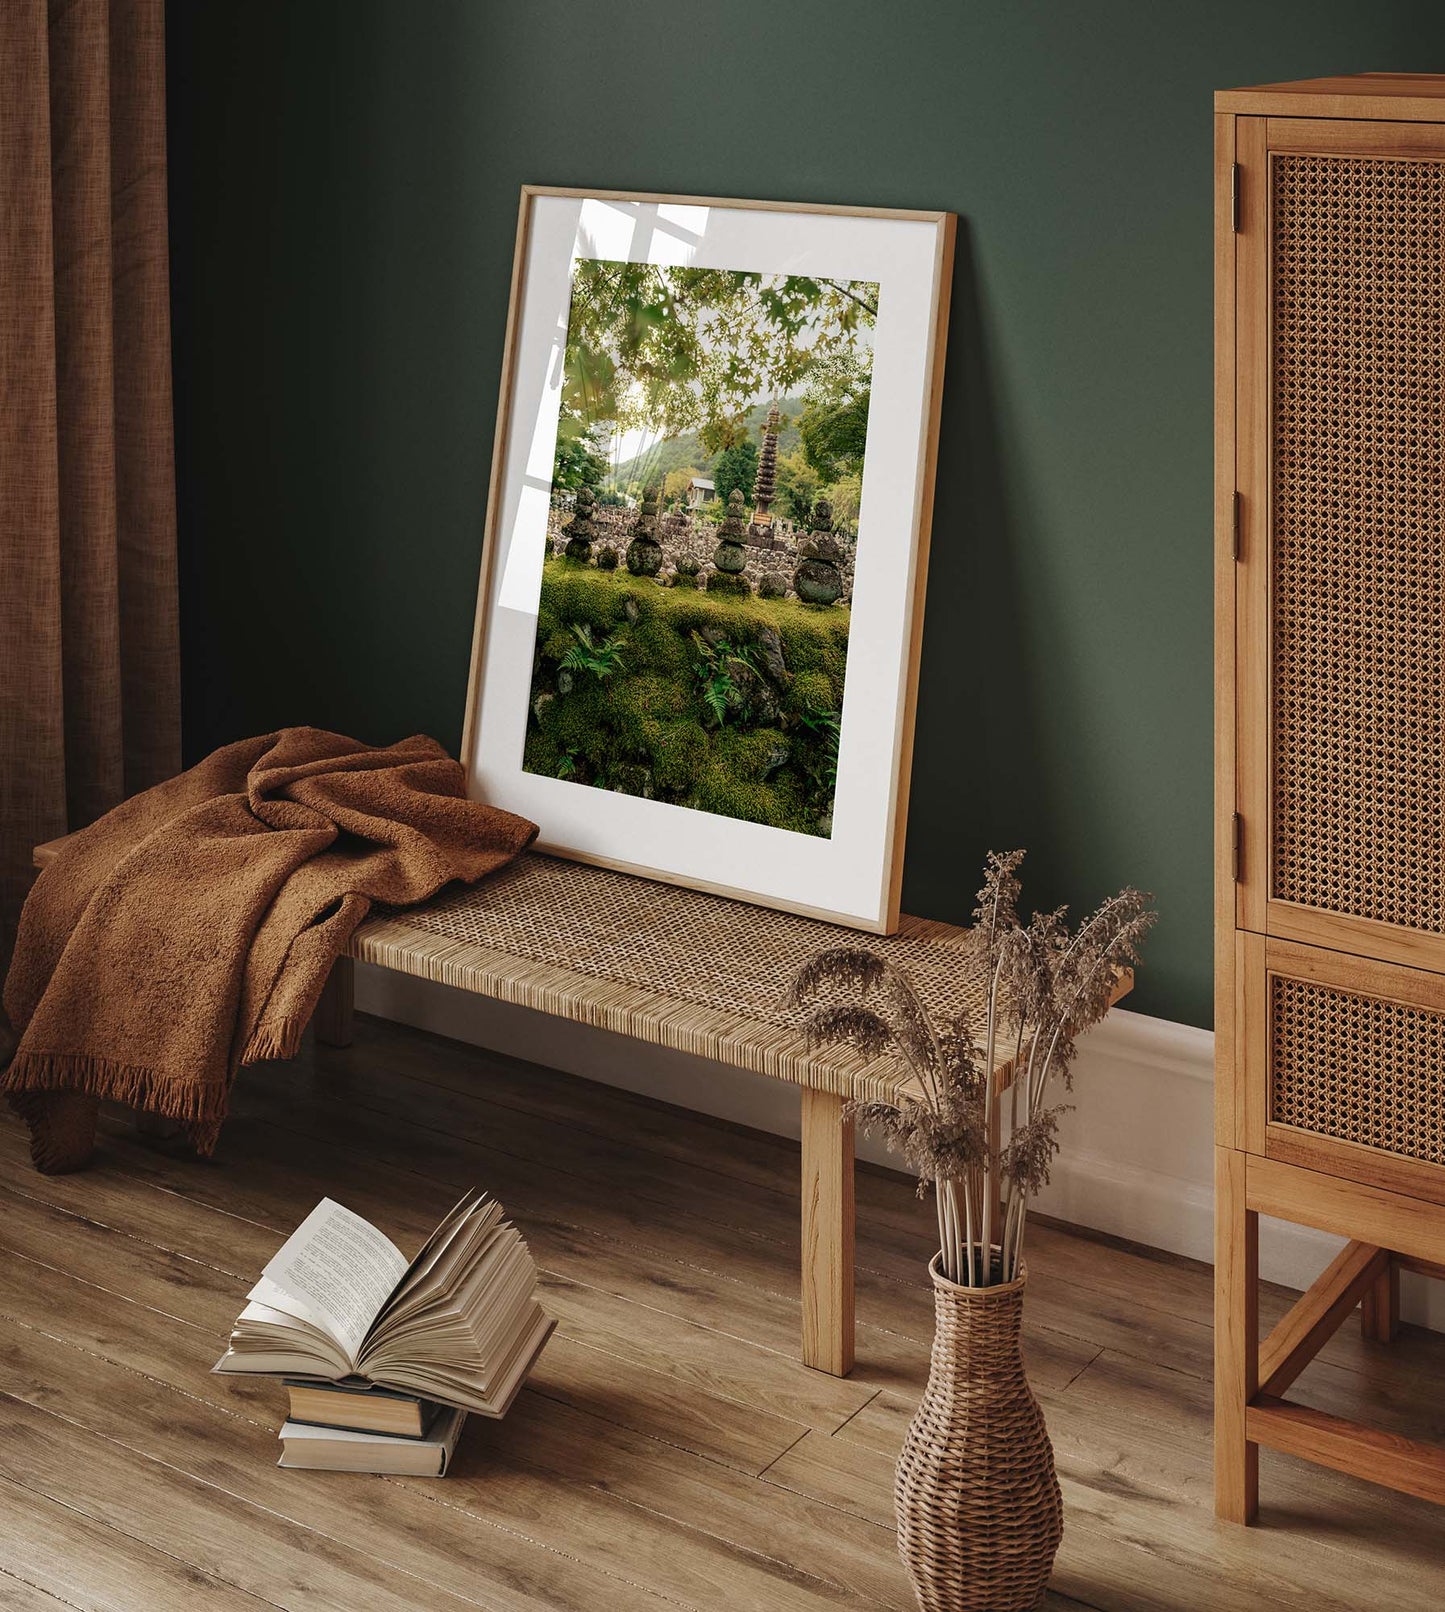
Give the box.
[214,1191,554,1418]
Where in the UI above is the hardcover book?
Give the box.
[277,1406,467,1475]
[282,1378,443,1440]
[215,1191,554,1418]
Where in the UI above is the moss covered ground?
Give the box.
[524,557,849,836]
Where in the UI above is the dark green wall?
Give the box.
[166,1,1445,1029]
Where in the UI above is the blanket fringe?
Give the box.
[6,1010,318,1164]
[2,1050,229,1156]
[239,1015,306,1066]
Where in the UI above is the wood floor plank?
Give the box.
[416,1414,902,1612]
[1054,1345,1445,1549]
[2,1010,1444,1612]
[765,1422,1304,1612]
[0,1123,876,1437]
[0,1184,249,1335]
[0,1176,811,1478]
[0,1228,899,1612]
[535,1267,876,1431]
[0,1389,489,1612]
[1048,1353,1445,1608]
[0,1139,282,1279]
[426,1385,910,1609]
[763,1426,894,1527]
[346,1015,811,1196]
[219,1063,1106,1393]
[0,1572,73,1612]
[0,1475,278,1612]
[0,1319,702,1612]
[0,1570,76,1611]
[774,1351,1445,1608]
[60,1105,947,1398]
[326,1021,1339,1384]
[529,1332,807,1473]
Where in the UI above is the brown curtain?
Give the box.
[0,0,180,967]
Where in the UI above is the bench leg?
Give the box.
[800,1087,855,1376]
[12,1090,99,1174]
[314,956,355,1048]
[1360,1255,1400,1344]
[1215,1145,1259,1523]
[136,1109,184,1141]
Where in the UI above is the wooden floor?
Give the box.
[2,1019,1444,1611]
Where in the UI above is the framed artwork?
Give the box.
[462,186,954,932]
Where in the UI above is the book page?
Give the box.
[369,1193,501,1341]
[260,1198,409,1364]
[379,1191,484,1322]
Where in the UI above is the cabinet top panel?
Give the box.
[1217,73,1445,121]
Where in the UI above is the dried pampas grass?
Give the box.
[787,851,1155,1286]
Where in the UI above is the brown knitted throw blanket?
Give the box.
[2,728,537,1172]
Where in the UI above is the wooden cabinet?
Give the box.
[1216,75,1445,1522]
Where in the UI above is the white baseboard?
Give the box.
[356,963,1444,1330]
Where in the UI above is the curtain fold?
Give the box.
[0,0,179,962]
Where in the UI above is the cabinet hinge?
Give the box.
[1232,491,1242,561]
[1232,813,1243,882]
[1231,164,1240,232]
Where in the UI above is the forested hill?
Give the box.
[613,397,804,489]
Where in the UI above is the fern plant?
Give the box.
[690,632,760,727]
[559,623,626,681]
[795,704,841,797]
[787,852,1154,1287]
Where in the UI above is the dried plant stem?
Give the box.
[999,1189,1021,1282]
[1007,1199,1033,1283]
[937,1177,964,1287]
[977,910,1008,1277]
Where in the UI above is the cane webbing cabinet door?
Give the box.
[1235,112,1445,972]
[1217,76,1445,1525]
[1238,935,1445,1207]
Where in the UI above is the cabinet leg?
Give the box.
[314,955,355,1048]
[1215,1145,1259,1523]
[1360,1255,1400,1344]
[800,1087,855,1376]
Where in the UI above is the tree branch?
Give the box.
[817,278,879,319]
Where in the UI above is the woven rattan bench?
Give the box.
[314,851,1134,1376]
[33,837,1128,1376]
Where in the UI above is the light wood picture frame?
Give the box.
[462,185,954,932]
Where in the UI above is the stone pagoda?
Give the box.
[749,403,781,533]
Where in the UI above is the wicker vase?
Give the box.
[895,1254,1062,1612]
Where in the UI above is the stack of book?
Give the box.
[215,1190,554,1474]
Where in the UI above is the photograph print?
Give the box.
[464,191,953,930]
[527,260,877,838]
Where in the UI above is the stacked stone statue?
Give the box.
[625,484,664,577]
[793,498,843,605]
[562,485,599,562]
[750,403,780,529]
[708,488,751,594]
